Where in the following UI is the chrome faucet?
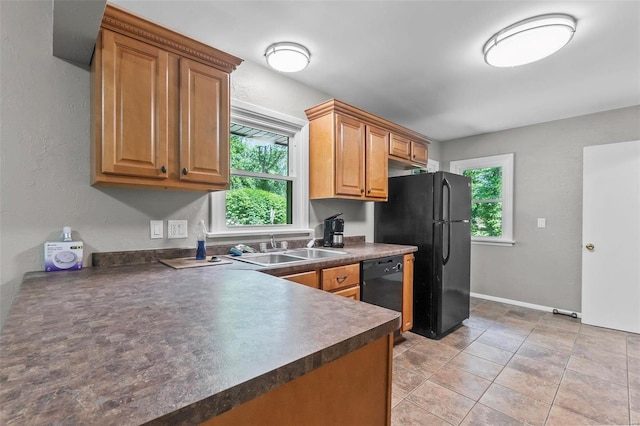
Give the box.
[270,234,276,249]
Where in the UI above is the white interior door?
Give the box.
[582,140,640,333]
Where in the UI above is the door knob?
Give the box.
[585,243,595,251]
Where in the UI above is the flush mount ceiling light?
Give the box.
[264,42,310,73]
[483,14,576,67]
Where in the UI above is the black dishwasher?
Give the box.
[361,256,404,329]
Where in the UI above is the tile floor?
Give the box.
[391,297,640,425]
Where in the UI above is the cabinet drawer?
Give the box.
[281,271,320,289]
[322,263,360,292]
[332,285,360,300]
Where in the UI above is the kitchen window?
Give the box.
[450,153,514,246]
[209,100,311,237]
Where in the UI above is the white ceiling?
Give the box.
[112,1,640,141]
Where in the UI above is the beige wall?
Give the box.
[440,105,640,312]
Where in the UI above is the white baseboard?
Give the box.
[470,292,582,319]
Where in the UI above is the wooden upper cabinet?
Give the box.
[100,30,169,180]
[411,141,428,166]
[389,134,411,161]
[335,115,365,197]
[91,4,242,192]
[179,59,229,185]
[389,133,429,167]
[306,99,430,201]
[366,125,389,199]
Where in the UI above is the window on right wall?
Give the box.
[450,153,515,246]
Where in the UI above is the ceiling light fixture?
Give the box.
[483,14,576,67]
[264,42,310,73]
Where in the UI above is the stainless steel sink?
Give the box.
[285,248,347,259]
[231,248,348,266]
[232,253,307,266]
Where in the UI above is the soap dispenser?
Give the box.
[195,220,207,260]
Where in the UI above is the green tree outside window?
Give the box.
[463,167,503,237]
[226,132,291,226]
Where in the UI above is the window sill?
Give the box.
[471,239,515,247]
[207,228,314,239]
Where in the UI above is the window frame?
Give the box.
[208,100,311,238]
[450,153,515,246]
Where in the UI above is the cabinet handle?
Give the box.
[367,189,371,194]
[182,168,189,175]
[160,165,167,173]
[360,189,365,194]
[336,275,348,283]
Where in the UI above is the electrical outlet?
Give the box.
[150,220,163,239]
[537,218,546,228]
[168,220,188,239]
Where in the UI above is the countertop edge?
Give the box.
[146,317,399,425]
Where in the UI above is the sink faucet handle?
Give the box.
[306,238,316,248]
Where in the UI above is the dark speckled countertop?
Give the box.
[0,243,416,425]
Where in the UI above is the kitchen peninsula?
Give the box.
[0,247,410,425]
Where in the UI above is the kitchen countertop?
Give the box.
[0,243,416,425]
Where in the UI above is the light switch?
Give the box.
[537,218,546,228]
[150,220,163,239]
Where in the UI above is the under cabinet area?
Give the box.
[91,5,242,192]
[305,99,431,201]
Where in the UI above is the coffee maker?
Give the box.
[323,213,344,248]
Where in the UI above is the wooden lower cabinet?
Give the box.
[280,271,320,289]
[279,256,415,324]
[332,285,360,300]
[322,263,360,301]
[201,334,393,426]
[279,264,360,300]
[402,254,414,332]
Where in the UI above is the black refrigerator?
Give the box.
[374,172,471,339]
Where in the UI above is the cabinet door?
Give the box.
[366,125,388,200]
[411,141,428,166]
[281,271,320,289]
[332,286,361,300]
[389,134,411,160]
[101,30,169,179]
[180,58,230,186]
[402,254,414,332]
[335,115,365,197]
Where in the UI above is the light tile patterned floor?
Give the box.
[391,297,640,425]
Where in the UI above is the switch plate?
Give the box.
[537,218,546,228]
[168,220,188,239]
[150,220,163,239]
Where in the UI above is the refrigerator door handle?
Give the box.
[442,177,451,221]
[443,222,451,265]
